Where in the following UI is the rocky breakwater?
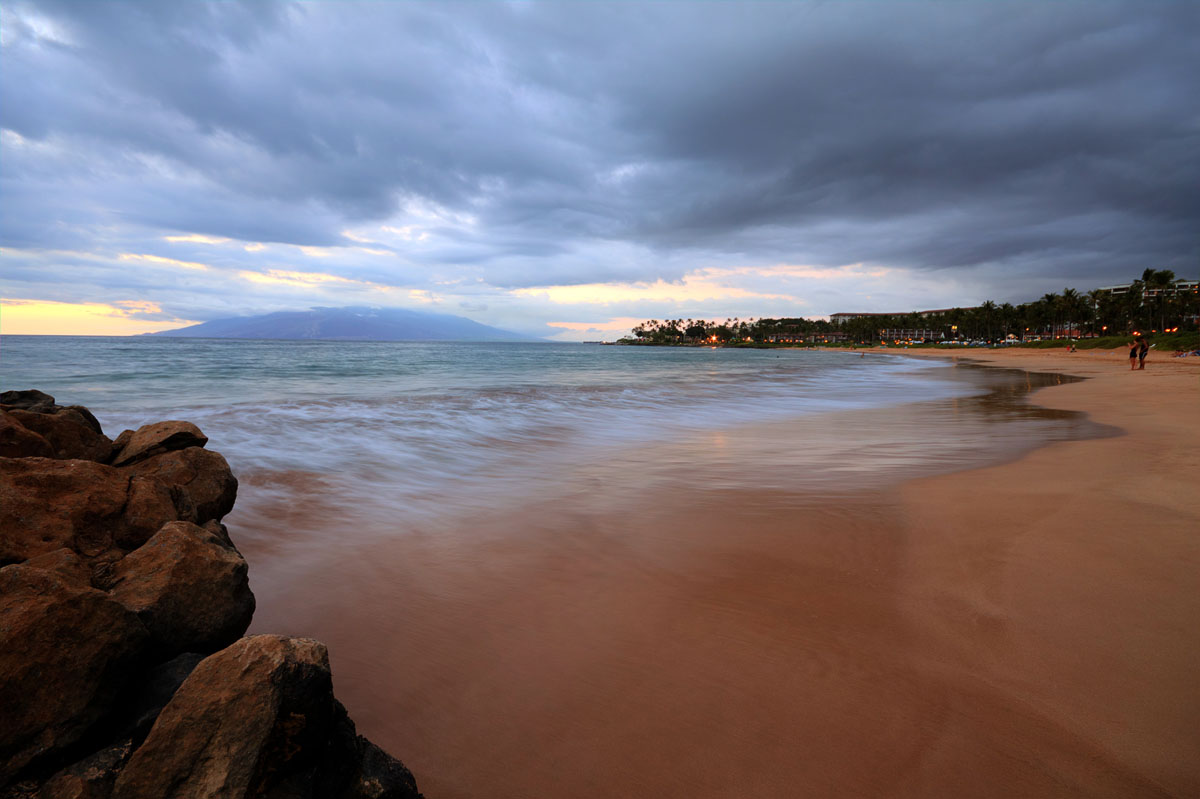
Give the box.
[0,390,422,799]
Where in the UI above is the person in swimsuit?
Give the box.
[1138,337,1150,370]
[1130,338,1140,370]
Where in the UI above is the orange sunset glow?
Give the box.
[0,299,196,336]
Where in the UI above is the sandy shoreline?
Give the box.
[882,346,1200,795]
[241,347,1198,798]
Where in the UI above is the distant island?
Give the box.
[150,306,534,342]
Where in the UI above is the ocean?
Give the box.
[1,335,1110,798]
[1,336,1096,531]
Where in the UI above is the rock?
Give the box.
[0,389,56,412]
[109,422,207,468]
[111,636,421,799]
[0,459,165,564]
[6,409,113,463]
[112,636,336,799]
[343,737,423,799]
[58,407,104,437]
[0,459,130,564]
[0,411,54,459]
[0,447,236,565]
[1,396,418,799]
[126,448,237,527]
[34,740,132,799]
[109,522,254,657]
[310,702,422,799]
[99,653,206,748]
[0,559,148,785]
[108,431,132,457]
[21,549,94,585]
[201,520,236,548]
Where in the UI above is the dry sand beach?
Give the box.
[240,348,1199,799]
[879,347,1200,796]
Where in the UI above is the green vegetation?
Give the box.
[1007,332,1199,351]
[623,269,1199,348]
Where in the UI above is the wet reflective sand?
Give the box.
[231,366,1129,798]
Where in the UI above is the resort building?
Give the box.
[878,328,945,342]
[830,312,894,323]
[1095,279,1199,298]
[830,308,974,323]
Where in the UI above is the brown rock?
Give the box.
[0,389,56,412]
[111,636,421,799]
[58,406,103,436]
[348,739,423,799]
[104,653,206,747]
[126,448,237,527]
[309,701,423,799]
[7,409,113,463]
[34,740,131,799]
[111,636,336,799]
[0,447,235,564]
[109,521,254,657]
[0,458,133,563]
[110,422,207,468]
[0,559,148,784]
[115,475,181,551]
[0,411,54,459]
[21,549,94,585]
[108,431,132,457]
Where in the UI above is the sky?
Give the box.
[1,1,1197,339]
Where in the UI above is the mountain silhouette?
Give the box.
[151,306,534,341]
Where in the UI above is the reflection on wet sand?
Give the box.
[232,366,1132,798]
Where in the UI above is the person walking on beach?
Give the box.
[1138,336,1150,370]
[1130,337,1141,370]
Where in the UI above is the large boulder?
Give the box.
[16,653,209,798]
[0,391,104,435]
[338,728,423,799]
[0,459,169,564]
[0,556,149,784]
[105,653,207,746]
[110,422,207,468]
[32,740,132,799]
[1,396,419,799]
[0,447,236,565]
[109,522,254,657]
[112,636,422,799]
[0,389,57,413]
[5,408,113,462]
[126,448,238,527]
[112,636,336,799]
[0,411,53,459]
[310,700,423,799]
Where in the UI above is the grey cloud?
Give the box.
[1,0,1197,303]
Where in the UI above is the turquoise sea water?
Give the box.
[0,335,1095,531]
[0,336,1115,799]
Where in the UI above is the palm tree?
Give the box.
[1059,288,1081,337]
[979,300,997,341]
[1041,293,1060,337]
[996,303,1016,338]
[1143,269,1176,331]
[1087,290,1105,335]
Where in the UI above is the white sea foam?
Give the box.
[3,338,1097,538]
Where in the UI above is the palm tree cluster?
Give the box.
[631,317,768,344]
[628,270,1198,345]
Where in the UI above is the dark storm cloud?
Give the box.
[2,0,1197,303]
